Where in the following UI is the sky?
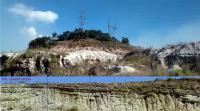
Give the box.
[1,0,200,51]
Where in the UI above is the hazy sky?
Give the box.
[1,0,200,51]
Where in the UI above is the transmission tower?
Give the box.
[107,19,112,34]
[112,23,117,36]
[79,7,86,29]
[107,19,117,37]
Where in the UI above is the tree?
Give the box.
[1,55,9,66]
[52,32,57,40]
[122,37,129,44]
[52,32,57,38]
[28,37,52,48]
[58,31,70,41]
[111,37,119,42]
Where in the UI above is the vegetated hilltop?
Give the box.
[28,28,133,54]
[1,28,200,76]
[1,79,200,111]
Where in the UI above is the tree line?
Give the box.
[29,28,129,48]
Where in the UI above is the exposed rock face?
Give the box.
[35,56,50,74]
[61,50,120,66]
[88,65,139,76]
[0,52,23,70]
[1,50,138,76]
[1,79,200,111]
[154,41,200,69]
[0,52,23,59]
[0,53,34,76]
[15,58,35,75]
[171,64,182,71]
[104,65,139,75]
[0,52,52,76]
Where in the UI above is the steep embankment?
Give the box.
[1,79,200,111]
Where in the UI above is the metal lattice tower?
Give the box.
[107,19,117,37]
[112,23,117,36]
[107,19,112,34]
[79,7,85,29]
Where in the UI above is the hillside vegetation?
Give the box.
[28,28,132,51]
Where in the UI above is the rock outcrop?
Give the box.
[61,50,120,66]
[153,41,200,69]
[88,65,139,76]
[0,79,200,111]
[0,52,23,70]
[0,51,52,76]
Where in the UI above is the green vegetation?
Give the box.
[29,36,56,49]
[122,37,129,44]
[0,55,9,65]
[57,28,114,41]
[28,28,130,49]
[19,50,35,58]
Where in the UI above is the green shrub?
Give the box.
[29,37,55,49]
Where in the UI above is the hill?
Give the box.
[0,29,200,76]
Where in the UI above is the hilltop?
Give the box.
[28,28,133,52]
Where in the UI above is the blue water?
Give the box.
[0,76,199,84]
